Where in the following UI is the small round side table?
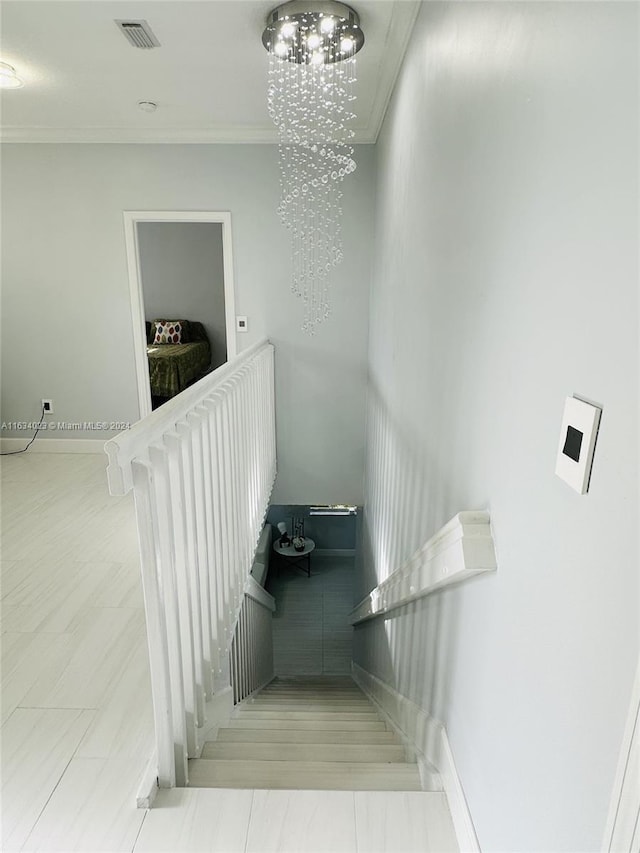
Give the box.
[272,537,316,577]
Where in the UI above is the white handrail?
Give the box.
[105,338,272,497]
[231,582,276,705]
[105,341,276,788]
[350,511,497,625]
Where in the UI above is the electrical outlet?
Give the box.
[41,399,53,414]
[236,316,248,333]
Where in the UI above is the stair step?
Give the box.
[255,688,365,696]
[235,709,379,721]
[257,697,366,705]
[264,685,358,694]
[260,687,364,696]
[246,701,372,713]
[201,741,407,763]
[216,727,399,744]
[191,679,435,793]
[270,677,356,685]
[228,718,387,731]
[251,692,368,701]
[250,693,371,706]
[264,685,359,694]
[188,759,423,791]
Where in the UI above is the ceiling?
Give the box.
[0,0,420,144]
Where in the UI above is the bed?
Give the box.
[145,320,211,399]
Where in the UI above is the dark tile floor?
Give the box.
[266,555,355,676]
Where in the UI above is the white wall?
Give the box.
[137,221,227,370]
[354,3,639,851]
[0,143,374,504]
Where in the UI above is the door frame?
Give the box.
[123,210,237,419]
[602,660,640,852]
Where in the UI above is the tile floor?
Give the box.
[1,453,152,853]
[267,554,354,675]
[1,453,458,852]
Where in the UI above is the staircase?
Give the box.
[188,676,440,791]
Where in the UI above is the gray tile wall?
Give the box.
[266,507,357,550]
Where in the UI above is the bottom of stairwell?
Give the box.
[187,676,441,792]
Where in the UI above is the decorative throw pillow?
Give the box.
[153,321,182,344]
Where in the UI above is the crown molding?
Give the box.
[0,126,278,144]
[0,124,379,144]
[363,0,421,143]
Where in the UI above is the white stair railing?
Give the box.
[105,339,276,788]
[231,577,276,704]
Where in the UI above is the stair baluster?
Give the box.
[105,340,277,789]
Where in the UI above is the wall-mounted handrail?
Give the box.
[351,511,497,625]
[105,340,276,788]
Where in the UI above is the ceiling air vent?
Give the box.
[115,20,160,49]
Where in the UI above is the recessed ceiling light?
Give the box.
[0,62,24,89]
[137,100,158,112]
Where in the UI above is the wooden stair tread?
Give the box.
[251,693,368,700]
[263,681,363,694]
[216,727,399,744]
[246,702,372,712]
[188,759,423,791]
[201,742,407,763]
[260,689,364,695]
[235,709,380,721]
[258,695,366,702]
[265,685,359,693]
[269,677,356,684]
[256,696,365,703]
[228,718,387,731]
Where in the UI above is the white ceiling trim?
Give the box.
[363,0,421,142]
[0,125,379,145]
[0,126,280,144]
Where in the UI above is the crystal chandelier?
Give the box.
[263,2,364,332]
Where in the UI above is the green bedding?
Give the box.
[146,341,211,398]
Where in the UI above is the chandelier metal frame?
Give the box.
[262,1,365,65]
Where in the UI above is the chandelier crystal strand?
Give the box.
[264,3,362,333]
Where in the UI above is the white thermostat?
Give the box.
[555,395,602,494]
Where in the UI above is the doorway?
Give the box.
[124,211,237,418]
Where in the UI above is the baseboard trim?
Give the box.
[314,548,356,557]
[352,662,480,853]
[0,438,106,454]
[136,754,159,809]
[602,660,640,851]
[196,684,234,753]
[438,727,481,853]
